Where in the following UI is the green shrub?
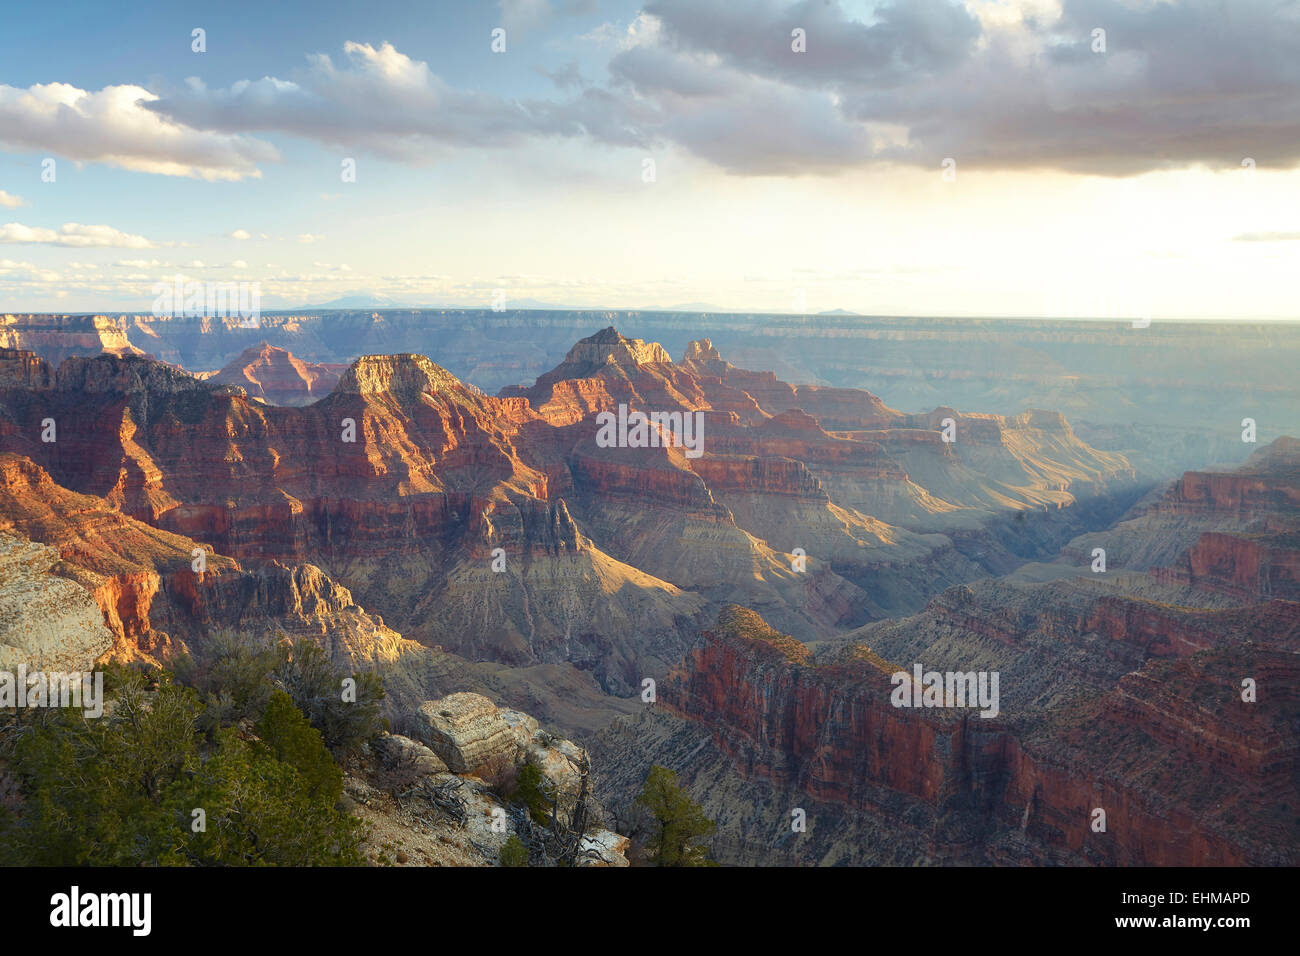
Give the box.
[174,634,280,734]
[256,690,343,802]
[0,670,362,866]
[499,835,529,867]
[272,641,385,755]
[510,761,551,825]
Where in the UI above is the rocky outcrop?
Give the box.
[373,732,450,775]
[0,315,146,369]
[415,692,522,773]
[413,691,592,798]
[355,707,629,867]
[209,342,344,406]
[0,532,114,671]
[1062,437,1300,581]
[680,339,901,430]
[0,347,53,388]
[1168,438,1300,517]
[1156,532,1300,602]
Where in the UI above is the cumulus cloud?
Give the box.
[117,2,1300,178]
[641,0,980,87]
[229,228,252,240]
[0,222,159,248]
[144,41,651,160]
[0,191,26,208]
[0,82,278,180]
[625,0,1300,175]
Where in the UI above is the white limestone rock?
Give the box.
[578,829,631,867]
[0,533,113,672]
[414,692,519,773]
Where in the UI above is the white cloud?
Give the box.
[229,228,251,240]
[145,41,650,160]
[0,191,25,208]
[0,221,159,248]
[0,82,277,181]
[297,233,323,244]
[0,258,61,282]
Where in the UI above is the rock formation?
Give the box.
[591,440,1300,865]
[208,342,345,406]
[0,318,1294,867]
[0,532,114,671]
[0,328,1144,695]
[358,693,629,867]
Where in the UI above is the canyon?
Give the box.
[591,440,1300,865]
[0,320,1293,866]
[4,310,1294,478]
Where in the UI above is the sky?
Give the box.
[0,0,1298,319]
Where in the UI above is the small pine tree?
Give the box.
[499,835,529,867]
[635,765,715,867]
[511,761,551,825]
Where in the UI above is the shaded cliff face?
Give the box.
[1053,437,1300,599]
[592,444,1300,865]
[591,596,1298,866]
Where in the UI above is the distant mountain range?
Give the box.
[298,293,577,311]
[285,294,862,314]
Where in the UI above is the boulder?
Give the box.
[499,708,539,751]
[578,829,631,867]
[524,733,587,799]
[414,692,519,773]
[374,732,449,776]
[0,533,114,672]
